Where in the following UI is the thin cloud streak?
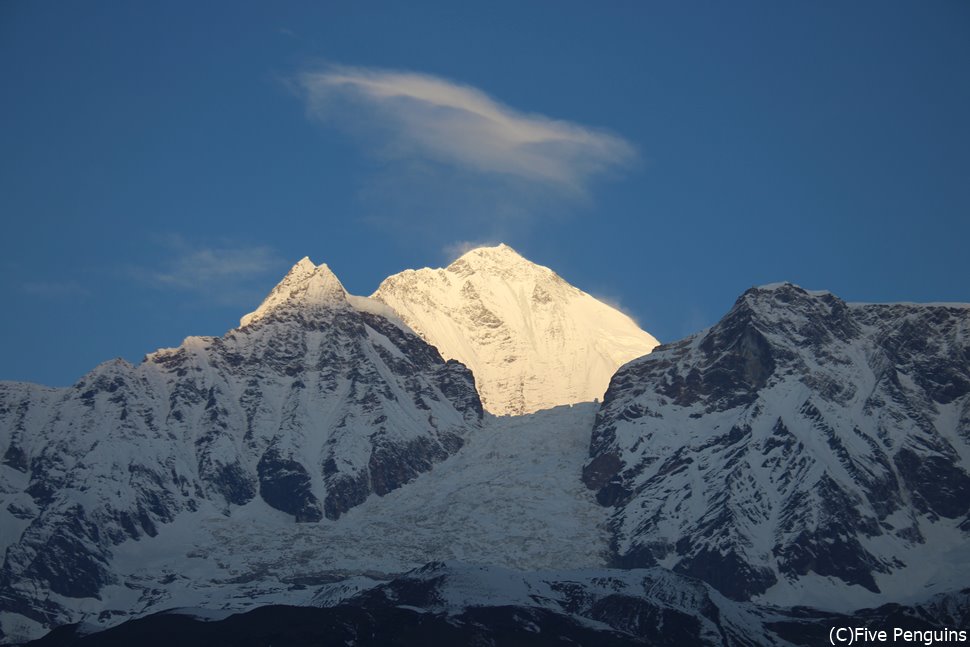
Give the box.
[150,247,280,290]
[21,280,90,299]
[136,237,286,307]
[297,66,637,193]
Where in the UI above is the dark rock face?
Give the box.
[2,444,27,472]
[201,460,257,507]
[581,451,624,494]
[772,475,885,593]
[257,449,322,522]
[673,547,778,601]
[0,262,483,641]
[4,506,112,601]
[586,595,705,646]
[894,448,970,519]
[585,283,970,604]
[367,434,456,497]
[431,360,484,423]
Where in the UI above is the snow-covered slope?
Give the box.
[584,283,970,608]
[372,244,659,415]
[105,402,605,596]
[0,258,482,643]
[0,403,606,642]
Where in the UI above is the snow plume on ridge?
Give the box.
[297,65,636,193]
[443,239,502,262]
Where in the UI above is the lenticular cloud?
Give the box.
[297,66,636,192]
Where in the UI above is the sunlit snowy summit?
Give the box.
[373,244,660,415]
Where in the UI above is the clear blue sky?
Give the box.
[2,1,969,386]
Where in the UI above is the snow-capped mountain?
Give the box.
[0,258,481,643]
[584,283,970,609]
[372,244,660,415]
[3,253,969,646]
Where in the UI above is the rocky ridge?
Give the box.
[0,258,481,642]
[584,283,970,608]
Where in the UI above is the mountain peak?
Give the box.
[742,282,836,301]
[705,282,856,357]
[372,246,659,415]
[446,243,549,280]
[459,242,518,258]
[457,243,526,263]
[291,255,317,275]
[730,282,844,320]
[239,258,348,327]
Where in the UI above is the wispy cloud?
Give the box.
[297,65,636,195]
[150,247,279,289]
[137,237,285,306]
[21,280,90,299]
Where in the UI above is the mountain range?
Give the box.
[1,246,968,645]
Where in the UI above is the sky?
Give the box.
[2,1,969,386]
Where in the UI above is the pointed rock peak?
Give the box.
[275,257,346,296]
[239,257,348,327]
[289,256,318,278]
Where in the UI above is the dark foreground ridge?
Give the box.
[26,593,970,647]
[25,563,970,647]
[28,605,641,647]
